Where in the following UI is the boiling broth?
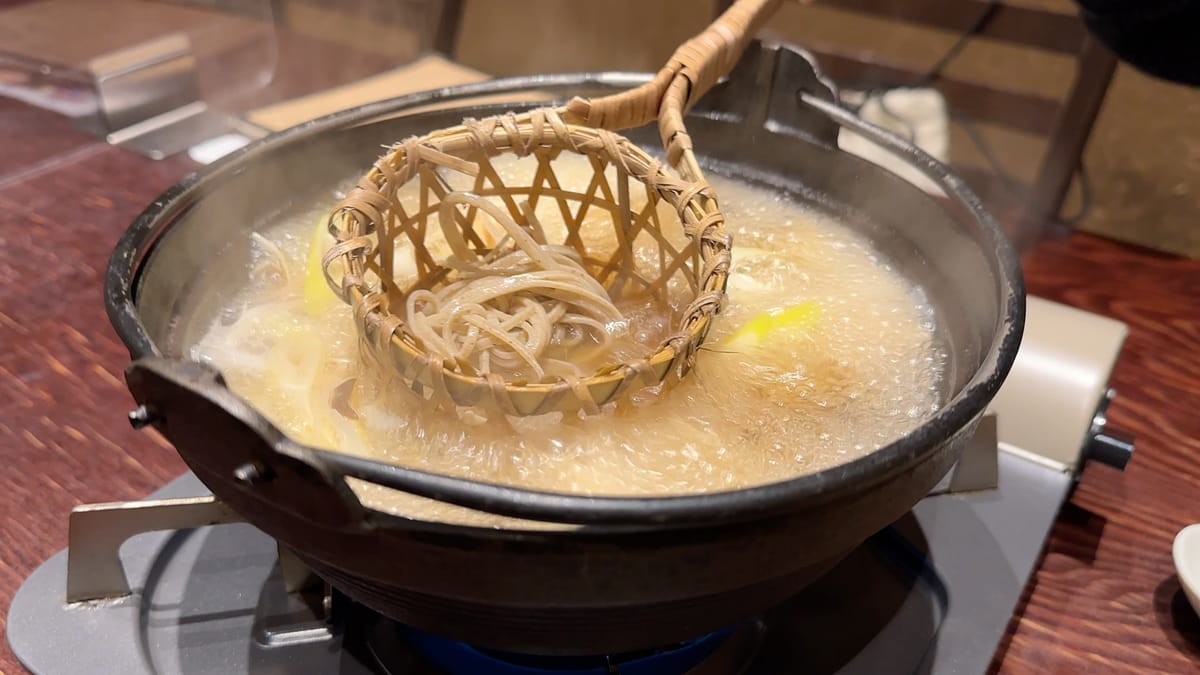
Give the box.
[191,154,945,526]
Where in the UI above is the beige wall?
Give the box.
[455,0,713,76]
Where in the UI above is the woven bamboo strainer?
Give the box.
[322,0,783,418]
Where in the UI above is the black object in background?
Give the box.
[1073,0,1200,86]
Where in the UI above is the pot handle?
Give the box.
[796,92,987,217]
[125,356,368,529]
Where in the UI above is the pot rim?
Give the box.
[105,70,1025,528]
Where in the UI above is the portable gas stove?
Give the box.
[6,295,1133,674]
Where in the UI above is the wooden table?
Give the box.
[1,93,1199,674]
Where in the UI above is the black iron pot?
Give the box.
[105,44,1023,655]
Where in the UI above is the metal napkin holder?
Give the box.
[77,33,264,159]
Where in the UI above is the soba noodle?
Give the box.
[407,193,626,382]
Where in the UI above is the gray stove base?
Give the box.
[8,450,1071,675]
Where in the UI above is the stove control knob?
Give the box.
[127,404,158,429]
[1083,389,1134,471]
[1085,428,1135,470]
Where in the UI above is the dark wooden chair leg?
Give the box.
[1022,36,1118,239]
[432,0,464,58]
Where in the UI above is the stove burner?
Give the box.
[345,590,765,675]
[400,624,740,675]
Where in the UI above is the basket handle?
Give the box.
[564,0,783,176]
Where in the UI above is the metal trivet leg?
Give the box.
[277,542,324,595]
[11,474,361,674]
[67,495,243,602]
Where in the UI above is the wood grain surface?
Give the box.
[0,98,194,673]
[1,105,1199,675]
[994,234,1200,674]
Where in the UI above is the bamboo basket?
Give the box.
[323,0,782,417]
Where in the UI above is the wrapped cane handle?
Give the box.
[564,0,782,173]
